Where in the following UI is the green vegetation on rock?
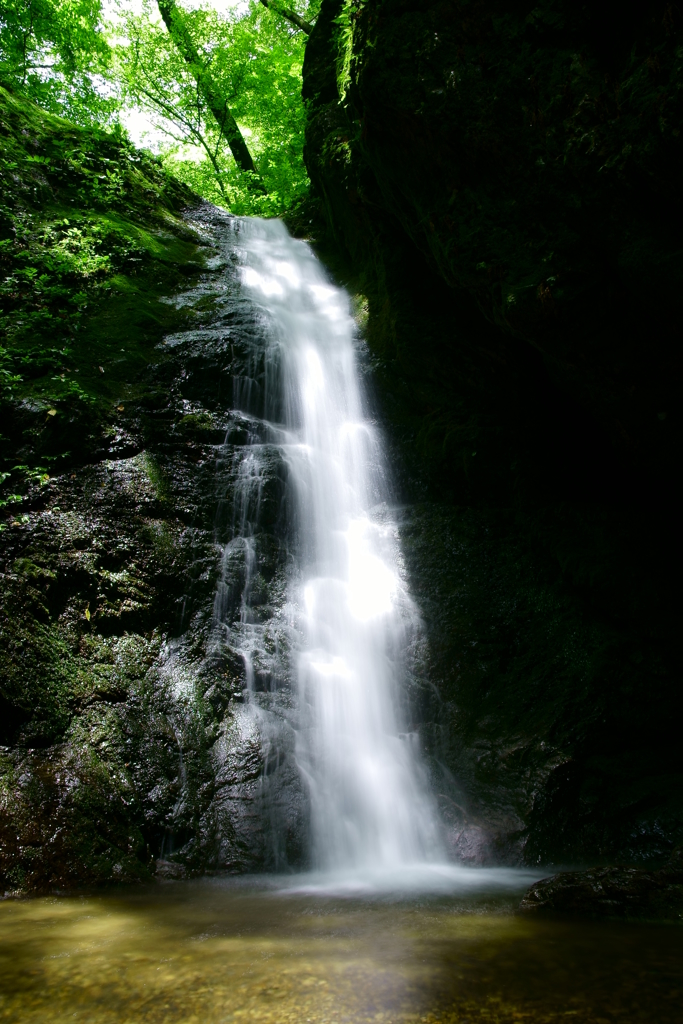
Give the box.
[0,84,202,486]
[0,82,306,895]
[0,86,236,892]
[1,0,682,899]
[0,0,320,216]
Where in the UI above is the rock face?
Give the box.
[0,91,304,892]
[0,204,305,892]
[302,1,683,867]
[2,2,683,891]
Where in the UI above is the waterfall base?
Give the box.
[2,880,681,1023]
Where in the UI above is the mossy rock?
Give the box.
[0,95,303,893]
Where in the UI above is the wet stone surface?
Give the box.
[519,850,683,920]
[0,206,305,891]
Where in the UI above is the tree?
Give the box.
[117,1,316,215]
[124,49,230,198]
[1,0,321,214]
[258,0,313,35]
[156,0,258,178]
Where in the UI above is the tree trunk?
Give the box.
[156,0,260,179]
[258,0,314,35]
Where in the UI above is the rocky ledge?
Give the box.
[520,851,683,920]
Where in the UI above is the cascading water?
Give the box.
[214,215,445,882]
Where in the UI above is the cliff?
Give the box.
[2,0,682,893]
[302,0,683,866]
[0,88,303,891]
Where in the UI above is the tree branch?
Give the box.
[258,0,314,35]
[136,83,228,197]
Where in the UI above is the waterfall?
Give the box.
[218,216,443,878]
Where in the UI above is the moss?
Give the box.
[177,411,222,441]
[0,108,297,887]
[0,720,152,891]
[0,83,206,489]
[0,88,236,892]
[138,453,172,505]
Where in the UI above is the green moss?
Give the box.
[0,87,232,892]
[178,412,218,438]
[0,583,74,745]
[11,556,56,580]
[0,713,152,891]
[136,453,171,505]
[0,83,206,491]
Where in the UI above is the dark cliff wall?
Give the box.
[303,0,683,865]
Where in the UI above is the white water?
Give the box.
[231,217,444,878]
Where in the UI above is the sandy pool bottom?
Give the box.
[0,877,681,1023]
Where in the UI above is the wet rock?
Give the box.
[0,96,308,893]
[519,852,683,920]
[303,1,683,868]
[0,206,305,892]
[155,859,187,880]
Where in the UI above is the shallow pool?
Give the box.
[1,875,681,1023]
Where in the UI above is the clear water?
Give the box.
[1,879,681,1023]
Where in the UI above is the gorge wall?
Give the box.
[0,91,304,891]
[302,0,683,866]
[2,0,683,894]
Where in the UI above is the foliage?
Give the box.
[0,0,116,124]
[333,0,365,102]
[115,0,319,214]
[0,0,322,214]
[0,84,199,506]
